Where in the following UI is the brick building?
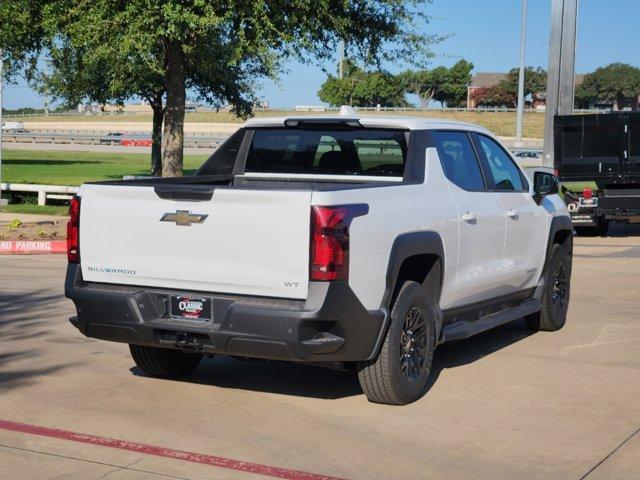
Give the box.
[466,72,586,109]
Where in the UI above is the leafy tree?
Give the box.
[477,84,516,108]
[38,39,166,175]
[437,60,474,107]
[576,63,640,110]
[401,60,473,109]
[319,62,408,107]
[502,66,546,98]
[1,1,166,174]
[59,1,436,176]
[401,67,448,109]
[476,66,546,108]
[0,0,47,81]
[3,1,436,177]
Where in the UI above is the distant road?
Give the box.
[1,141,212,156]
[12,120,241,135]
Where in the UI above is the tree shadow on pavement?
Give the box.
[0,360,72,393]
[0,344,75,393]
[0,289,78,392]
[0,290,66,340]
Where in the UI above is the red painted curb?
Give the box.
[0,419,346,480]
[0,240,66,255]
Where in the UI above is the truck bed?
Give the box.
[90,173,404,191]
[554,112,640,185]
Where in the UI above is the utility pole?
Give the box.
[543,0,578,167]
[0,49,6,206]
[515,0,528,146]
[338,40,345,80]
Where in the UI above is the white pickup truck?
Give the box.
[66,109,573,405]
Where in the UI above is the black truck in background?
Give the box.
[555,112,640,235]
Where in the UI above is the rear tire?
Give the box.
[357,281,436,405]
[129,345,202,378]
[525,243,571,332]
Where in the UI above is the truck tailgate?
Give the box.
[79,184,312,299]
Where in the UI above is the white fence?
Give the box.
[0,183,79,206]
[2,132,228,148]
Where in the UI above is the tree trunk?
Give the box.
[162,40,186,177]
[150,94,164,176]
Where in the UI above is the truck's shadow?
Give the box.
[604,223,640,237]
[423,320,534,394]
[131,320,534,401]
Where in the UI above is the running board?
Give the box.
[441,298,541,343]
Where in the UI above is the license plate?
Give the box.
[579,197,598,208]
[170,296,212,321]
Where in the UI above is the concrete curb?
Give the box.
[0,240,66,255]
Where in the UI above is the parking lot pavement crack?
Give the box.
[96,459,140,479]
[578,426,640,480]
[0,444,194,480]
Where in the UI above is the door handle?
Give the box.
[506,209,518,219]
[461,211,476,222]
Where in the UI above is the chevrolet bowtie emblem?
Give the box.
[160,210,208,226]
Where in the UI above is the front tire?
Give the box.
[129,345,202,378]
[357,281,436,405]
[525,243,571,331]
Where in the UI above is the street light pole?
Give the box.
[338,40,345,80]
[0,49,6,206]
[515,0,528,146]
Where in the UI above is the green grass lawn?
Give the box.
[562,181,598,193]
[1,149,209,186]
[0,204,69,216]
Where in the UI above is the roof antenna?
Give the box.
[339,105,357,117]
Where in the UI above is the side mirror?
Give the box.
[533,171,558,204]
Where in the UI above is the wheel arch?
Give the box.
[382,231,445,308]
[368,231,445,360]
[542,215,573,278]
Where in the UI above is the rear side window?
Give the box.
[475,134,527,192]
[198,129,245,175]
[434,131,485,191]
[244,128,407,177]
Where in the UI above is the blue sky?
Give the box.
[3,0,639,109]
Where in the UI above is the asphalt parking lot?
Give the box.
[1,228,640,480]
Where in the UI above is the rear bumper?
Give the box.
[65,264,386,362]
[598,194,640,218]
[570,212,599,226]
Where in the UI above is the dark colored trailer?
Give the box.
[554,112,640,235]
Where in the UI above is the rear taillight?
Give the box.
[67,196,80,263]
[582,187,593,199]
[310,204,367,281]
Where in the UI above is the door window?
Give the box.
[475,135,527,192]
[433,131,485,191]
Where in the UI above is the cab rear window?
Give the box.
[244,128,407,177]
